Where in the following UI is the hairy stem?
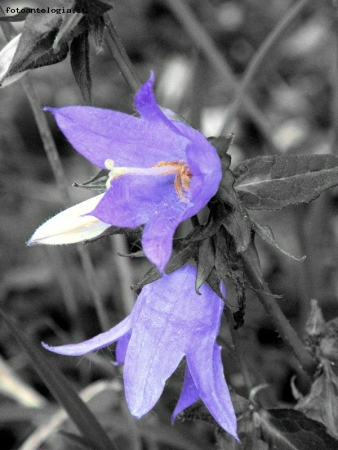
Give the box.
[224,309,254,393]
[243,256,319,377]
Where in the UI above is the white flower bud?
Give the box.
[27,194,111,245]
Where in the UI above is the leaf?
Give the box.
[251,220,305,262]
[54,11,85,51]
[196,238,215,294]
[187,208,223,243]
[0,309,115,450]
[208,135,234,159]
[206,268,225,300]
[133,244,198,290]
[256,408,338,450]
[304,299,326,339]
[222,207,251,254]
[296,360,338,439]
[7,14,68,77]
[2,1,112,84]
[217,155,245,212]
[70,32,92,104]
[213,228,246,327]
[233,155,338,210]
[241,239,264,289]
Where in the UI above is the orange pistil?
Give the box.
[152,161,192,200]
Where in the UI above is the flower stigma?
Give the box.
[104,159,192,201]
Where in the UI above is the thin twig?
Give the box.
[111,235,135,316]
[220,0,310,135]
[104,12,142,94]
[164,0,280,153]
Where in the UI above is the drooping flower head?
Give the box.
[43,265,238,440]
[28,73,222,272]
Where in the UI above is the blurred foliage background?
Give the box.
[1,0,338,448]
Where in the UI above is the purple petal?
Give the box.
[134,72,185,136]
[181,142,222,219]
[124,328,184,418]
[89,173,189,272]
[42,316,132,356]
[44,102,187,170]
[123,265,225,416]
[90,173,181,226]
[123,266,200,417]
[115,331,131,365]
[187,344,238,440]
[172,362,200,423]
[141,196,187,272]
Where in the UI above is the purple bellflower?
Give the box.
[28,73,222,272]
[43,265,238,439]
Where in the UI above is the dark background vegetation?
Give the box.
[1,0,338,448]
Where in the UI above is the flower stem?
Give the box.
[223,308,254,393]
[104,12,142,94]
[164,0,280,154]
[243,257,319,377]
[220,0,310,135]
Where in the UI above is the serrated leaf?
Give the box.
[7,14,68,77]
[206,268,225,300]
[296,360,338,439]
[186,199,224,244]
[217,158,244,212]
[70,32,92,104]
[0,309,114,450]
[196,238,215,294]
[233,155,338,210]
[256,408,338,450]
[222,207,251,254]
[213,228,246,326]
[251,220,305,262]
